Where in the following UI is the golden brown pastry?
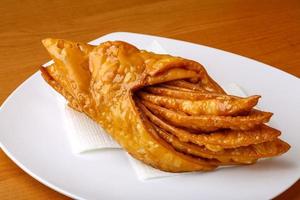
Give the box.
[40,38,290,172]
[138,91,260,116]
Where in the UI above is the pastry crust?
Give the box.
[138,91,260,116]
[139,100,281,151]
[40,38,290,172]
[142,100,273,131]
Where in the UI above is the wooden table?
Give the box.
[0,0,299,199]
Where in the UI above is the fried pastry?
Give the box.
[165,79,225,93]
[145,85,235,100]
[40,38,290,172]
[138,100,281,150]
[142,100,273,131]
[138,91,260,116]
[152,124,289,164]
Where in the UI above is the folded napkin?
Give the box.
[57,83,248,180]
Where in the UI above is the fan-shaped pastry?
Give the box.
[138,100,281,151]
[40,38,290,172]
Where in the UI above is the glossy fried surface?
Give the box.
[138,100,280,150]
[151,125,289,164]
[41,38,290,172]
[138,91,260,116]
[142,100,273,131]
[165,79,225,94]
[145,86,230,100]
[139,101,289,164]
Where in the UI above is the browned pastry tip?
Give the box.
[252,138,290,156]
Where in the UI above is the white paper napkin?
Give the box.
[56,95,177,180]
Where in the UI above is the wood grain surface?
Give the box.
[0,0,299,199]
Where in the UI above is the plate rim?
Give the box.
[0,32,299,200]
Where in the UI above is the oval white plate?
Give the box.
[0,32,299,200]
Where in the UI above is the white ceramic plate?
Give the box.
[0,32,299,200]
